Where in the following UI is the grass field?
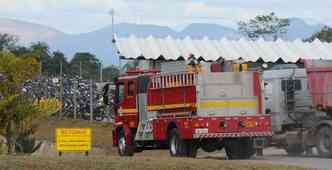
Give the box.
[0,156,306,170]
[0,118,307,170]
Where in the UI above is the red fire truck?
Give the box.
[112,62,272,159]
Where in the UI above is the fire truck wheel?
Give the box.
[316,126,332,158]
[285,144,303,156]
[169,129,186,157]
[185,140,198,158]
[225,138,255,160]
[117,129,134,156]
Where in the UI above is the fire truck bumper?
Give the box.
[193,131,273,139]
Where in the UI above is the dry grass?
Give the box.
[0,156,307,170]
[0,118,305,170]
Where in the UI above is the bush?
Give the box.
[0,142,7,155]
[15,133,42,154]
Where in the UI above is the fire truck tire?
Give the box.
[169,129,186,157]
[117,129,134,156]
[185,140,198,158]
[200,139,223,152]
[225,138,255,160]
[285,144,303,156]
[316,125,332,158]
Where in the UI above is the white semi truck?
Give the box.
[263,60,332,157]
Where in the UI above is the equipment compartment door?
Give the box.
[124,80,138,114]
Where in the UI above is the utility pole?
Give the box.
[109,8,120,66]
[100,62,103,82]
[59,62,63,118]
[110,8,115,41]
[79,62,82,78]
[40,60,43,75]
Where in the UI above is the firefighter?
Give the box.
[186,54,202,73]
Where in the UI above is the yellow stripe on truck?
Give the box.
[121,101,256,113]
[148,103,196,111]
[118,108,138,113]
[199,101,257,109]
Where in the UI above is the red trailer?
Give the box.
[112,62,272,159]
[303,60,332,157]
[305,60,332,112]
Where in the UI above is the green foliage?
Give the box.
[49,51,70,76]
[1,32,119,81]
[10,46,31,57]
[0,143,7,155]
[102,65,119,82]
[70,52,101,80]
[306,26,332,43]
[30,42,53,76]
[0,33,18,51]
[0,51,44,154]
[238,12,290,41]
[15,133,42,154]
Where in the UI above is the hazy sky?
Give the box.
[0,0,331,34]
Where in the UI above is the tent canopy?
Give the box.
[115,35,332,63]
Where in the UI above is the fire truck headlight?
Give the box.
[129,121,135,128]
[254,121,259,127]
[183,121,190,128]
[193,122,200,128]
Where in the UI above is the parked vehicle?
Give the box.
[263,60,332,157]
[112,61,272,159]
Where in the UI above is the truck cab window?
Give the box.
[128,81,135,96]
[281,79,301,91]
[117,83,125,103]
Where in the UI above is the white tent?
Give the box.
[115,35,332,62]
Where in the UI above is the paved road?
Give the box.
[251,148,331,170]
[198,148,331,170]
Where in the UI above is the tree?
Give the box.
[238,12,290,41]
[30,42,52,75]
[10,46,31,57]
[102,65,119,82]
[0,51,45,154]
[0,33,18,51]
[306,26,332,43]
[70,52,101,80]
[48,51,70,76]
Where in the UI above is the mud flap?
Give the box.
[254,137,265,156]
[124,125,133,145]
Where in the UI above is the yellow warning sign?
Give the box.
[56,128,91,152]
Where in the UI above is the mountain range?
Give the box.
[0,18,324,65]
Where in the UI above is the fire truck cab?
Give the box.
[112,61,272,159]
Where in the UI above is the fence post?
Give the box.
[59,62,63,118]
[73,80,77,120]
[90,79,93,122]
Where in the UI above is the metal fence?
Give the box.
[23,75,114,122]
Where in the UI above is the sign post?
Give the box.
[56,128,91,156]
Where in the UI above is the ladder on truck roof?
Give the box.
[150,72,197,89]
